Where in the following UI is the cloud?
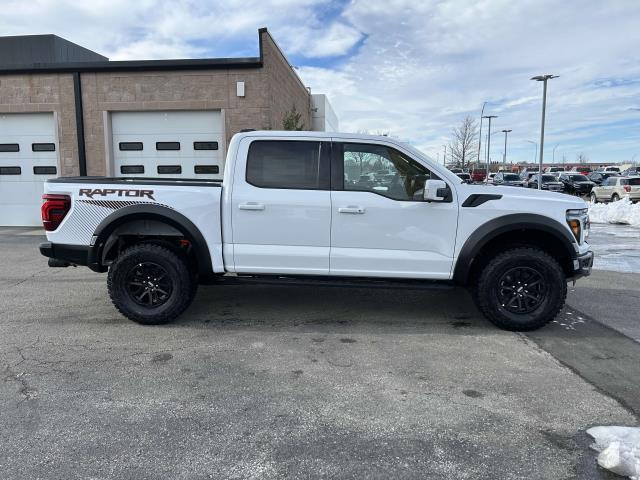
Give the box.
[299,0,640,162]
[1,0,639,162]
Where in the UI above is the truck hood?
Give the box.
[456,183,587,209]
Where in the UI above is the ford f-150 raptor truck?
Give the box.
[40,131,593,331]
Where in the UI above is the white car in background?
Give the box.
[590,176,640,203]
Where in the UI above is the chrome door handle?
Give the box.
[338,206,365,214]
[239,202,265,211]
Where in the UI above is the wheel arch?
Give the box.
[87,204,213,278]
[453,214,577,286]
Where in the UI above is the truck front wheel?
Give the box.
[107,243,196,325]
[474,247,566,331]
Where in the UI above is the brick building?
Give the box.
[0,28,336,225]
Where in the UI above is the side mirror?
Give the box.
[424,179,449,202]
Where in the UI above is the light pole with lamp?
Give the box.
[552,144,560,164]
[527,140,538,165]
[531,74,559,189]
[442,144,447,167]
[478,101,487,165]
[502,129,512,167]
[483,115,497,182]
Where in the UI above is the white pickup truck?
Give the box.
[40,131,593,331]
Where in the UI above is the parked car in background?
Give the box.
[456,172,471,183]
[487,172,497,184]
[588,171,619,185]
[596,166,620,173]
[570,166,592,175]
[590,176,640,203]
[528,174,564,192]
[544,166,565,173]
[448,167,463,174]
[520,171,537,186]
[470,169,486,183]
[559,173,596,195]
[493,172,525,187]
[622,166,640,176]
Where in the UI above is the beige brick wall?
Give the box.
[0,73,79,176]
[0,29,311,177]
[261,30,311,131]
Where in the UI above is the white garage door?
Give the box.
[112,111,223,179]
[0,113,58,226]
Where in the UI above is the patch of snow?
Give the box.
[589,198,640,227]
[587,426,640,479]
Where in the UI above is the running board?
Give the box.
[208,274,455,290]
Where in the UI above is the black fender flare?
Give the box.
[453,213,577,285]
[87,204,213,278]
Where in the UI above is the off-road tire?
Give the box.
[474,247,566,331]
[107,243,196,325]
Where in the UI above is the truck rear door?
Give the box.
[230,136,331,274]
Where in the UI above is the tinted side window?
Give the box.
[341,143,432,201]
[246,140,327,189]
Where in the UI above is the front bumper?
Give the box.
[571,250,594,280]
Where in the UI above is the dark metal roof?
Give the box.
[0,29,265,74]
[0,34,107,66]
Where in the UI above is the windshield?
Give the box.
[458,173,470,179]
[503,174,520,181]
[569,175,589,182]
[542,175,556,182]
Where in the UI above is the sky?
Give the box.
[2,0,639,164]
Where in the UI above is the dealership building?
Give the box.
[0,28,337,225]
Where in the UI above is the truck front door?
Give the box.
[230,137,331,274]
[330,141,458,279]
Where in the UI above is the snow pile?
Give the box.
[587,426,640,479]
[588,198,640,226]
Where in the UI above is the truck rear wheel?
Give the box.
[474,247,566,331]
[107,243,196,325]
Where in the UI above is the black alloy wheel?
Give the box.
[125,262,173,307]
[496,267,546,314]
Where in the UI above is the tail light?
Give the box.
[624,185,631,193]
[41,194,71,231]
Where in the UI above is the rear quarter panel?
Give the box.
[44,181,224,272]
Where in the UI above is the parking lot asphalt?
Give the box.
[1,228,639,479]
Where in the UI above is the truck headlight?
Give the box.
[566,209,589,244]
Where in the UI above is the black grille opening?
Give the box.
[119,142,143,151]
[32,143,56,152]
[33,166,57,175]
[194,165,219,174]
[120,165,145,174]
[157,165,182,174]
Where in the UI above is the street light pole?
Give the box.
[483,115,497,182]
[531,74,559,189]
[552,144,560,164]
[527,140,538,165]
[502,129,512,166]
[478,101,487,165]
[443,145,447,167]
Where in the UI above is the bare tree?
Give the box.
[576,152,589,163]
[448,116,479,168]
